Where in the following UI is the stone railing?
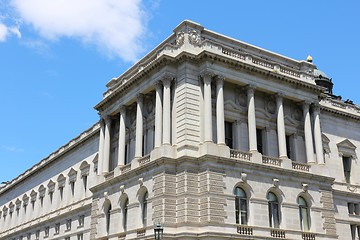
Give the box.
[237,225,253,235]
[138,154,151,166]
[280,66,300,78]
[137,228,146,237]
[302,232,316,240]
[252,56,274,69]
[121,164,132,174]
[230,149,252,161]
[222,47,246,61]
[271,229,286,238]
[292,162,310,172]
[262,156,282,166]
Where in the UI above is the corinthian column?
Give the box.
[313,104,324,164]
[102,116,111,173]
[216,75,225,145]
[303,102,315,163]
[247,85,257,152]
[135,94,143,158]
[162,76,172,145]
[118,106,126,166]
[276,94,287,158]
[98,120,105,174]
[203,71,213,142]
[154,81,163,148]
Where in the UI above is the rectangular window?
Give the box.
[44,226,49,238]
[70,181,75,196]
[78,215,85,227]
[59,186,64,200]
[256,128,263,154]
[55,223,60,234]
[343,156,351,183]
[83,175,88,192]
[124,144,128,165]
[225,121,233,148]
[66,219,72,231]
[349,202,355,214]
[35,230,40,239]
[77,233,84,240]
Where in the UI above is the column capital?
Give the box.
[103,115,111,124]
[247,84,256,95]
[215,74,225,85]
[199,69,215,83]
[119,105,127,115]
[302,100,312,110]
[136,93,144,102]
[160,72,175,87]
[276,93,284,103]
[312,103,321,113]
[155,81,163,91]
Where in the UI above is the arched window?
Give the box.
[234,187,248,225]
[142,191,148,226]
[267,192,280,228]
[123,198,129,231]
[298,196,310,231]
[104,203,112,234]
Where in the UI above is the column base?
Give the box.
[199,142,230,158]
[150,144,176,160]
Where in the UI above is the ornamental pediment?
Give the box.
[337,139,357,151]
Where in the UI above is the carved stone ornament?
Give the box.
[293,106,303,121]
[240,172,247,183]
[188,29,202,46]
[175,31,185,46]
[104,192,109,199]
[302,183,309,192]
[273,178,280,188]
[138,178,144,186]
[236,89,247,107]
[120,185,125,193]
[266,98,276,114]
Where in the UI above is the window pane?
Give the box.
[272,203,280,228]
[301,207,309,231]
[235,197,240,224]
[240,199,248,225]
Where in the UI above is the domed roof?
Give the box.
[314,69,329,79]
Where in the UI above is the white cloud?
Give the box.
[11,0,147,62]
[0,22,21,41]
[0,23,8,41]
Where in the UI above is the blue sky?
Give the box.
[1,0,359,183]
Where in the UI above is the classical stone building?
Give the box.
[1,20,360,240]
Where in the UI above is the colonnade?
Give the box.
[200,72,324,165]
[98,75,174,174]
[98,70,325,174]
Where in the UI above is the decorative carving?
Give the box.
[302,183,309,192]
[160,72,175,87]
[237,90,247,107]
[104,192,109,199]
[175,31,185,46]
[240,172,247,183]
[266,98,276,114]
[188,29,202,46]
[199,69,215,81]
[138,178,144,186]
[120,185,125,193]
[293,107,303,121]
[273,178,280,188]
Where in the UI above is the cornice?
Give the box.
[320,98,360,120]
[95,20,319,112]
[0,122,100,195]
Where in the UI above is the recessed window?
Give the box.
[70,181,75,196]
[105,204,112,234]
[77,233,84,240]
[83,175,88,192]
[343,156,351,183]
[267,192,280,228]
[225,121,233,148]
[44,226,49,238]
[234,187,248,225]
[256,128,264,154]
[142,192,148,226]
[66,219,72,231]
[55,223,60,234]
[123,198,129,231]
[298,196,310,231]
[78,215,85,227]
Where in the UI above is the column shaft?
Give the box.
[247,86,257,151]
[216,76,225,145]
[313,106,324,164]
[118,107,126,165]
[154,82,163,148]
[135,94,143,158]
[102,117,111,173]
[303,103,315,163]
[98,120,105,174]
[203,75,213,142]
[276,95,287,158]
[162,78,171,145]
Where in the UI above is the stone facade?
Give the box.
[1,20,360,240]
